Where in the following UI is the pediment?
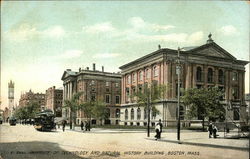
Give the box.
[191,43,236,60]
[61,71,77,80]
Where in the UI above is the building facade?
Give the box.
[61,64,121,125]
[45,86,63,117]
[8,80,14,117]
[19,90,45,109]
[119,35,248,127]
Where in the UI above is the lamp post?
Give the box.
[176,47,181,141]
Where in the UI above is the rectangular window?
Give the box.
[115,96,120,104]
[132,73,136,83]
[115,82,119,87]
[139,71,143,81]
[106,81,110,87]
[106,94,110,103]
[91,94,96,101]
[232,72,238,81]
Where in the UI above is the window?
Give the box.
[125,109,128,120]
[105,94,110,103]
[106,108,110,118]
[127,75,131,84]
[91,80,95,85]
[115,82,119,87]
[139,71,143,81]
[91,94,96,101]
[196,67,202,82]
[131,108,134,120]
[137,108,141,120]
[116,109,120,118]
[106,81,110,87]
[218,69,224,84]
[233,108,240,120]
[144,109,147,119]
[207,68,213,83]
[153,66,158,77]
[115,95,120,104]
[232,87,239,99]
[232,72,238,81]
[138,85,142,93]
[132,73,136,83]
[146,69,150,79]
[126,88,130,102]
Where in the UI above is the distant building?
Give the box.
[19,90,45,109]
[8,80,14,117]
[119,34,248,126]
[61,64,121,125]
[245,93,250,123]
[45,86,63,117]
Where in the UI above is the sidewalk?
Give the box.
[148,131,249,151]
[58,125,249,151]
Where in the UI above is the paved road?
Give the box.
[0,123,249,159]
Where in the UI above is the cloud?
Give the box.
[219,25,238,36]
[187,31,204,43]
[60,50,83,58]
[93,53,120,58]
[43,26,65,38]
[128,17,175,32]
[82,22,116,34]
[5,24,66,41]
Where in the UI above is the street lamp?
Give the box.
[176,47,181,141]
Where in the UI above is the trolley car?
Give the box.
[34,110,55,131]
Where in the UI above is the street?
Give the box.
[0,123,249,159]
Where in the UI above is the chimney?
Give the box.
[66,69,71,71]
[102,66,104,72]
[158,44,161,50]
[79,67,81,72]
[93,63,96,71]
[86,67,89,70]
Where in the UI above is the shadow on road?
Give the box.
[0,141,87,159]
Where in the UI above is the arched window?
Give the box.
[139,71,143,81]
[218,69,224,84]
[127,75,131,84]
[207,68,213,83]
[137,108,141,120]
[196,67,202,82]
[131,108,134,120]
[116,109,120,118]
[132,73,136,83]
[153,66,158,77]
[144,109,147,119]
[125,109,128,120]
[146,69,150,79]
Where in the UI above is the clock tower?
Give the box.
[8,80,14,117]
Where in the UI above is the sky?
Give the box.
[1,1,249,109]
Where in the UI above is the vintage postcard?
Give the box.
[0,1,249,159]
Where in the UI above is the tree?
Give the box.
[79,100,109,126]
[133,82,167,137]
[63,92,83,130]
[182,87,225,131]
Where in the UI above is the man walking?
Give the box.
[62,120,66,132]
[80,121,84,131]
[158,119,163,139]
[208,122,213,138]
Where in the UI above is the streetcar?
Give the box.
[34,110,56,131]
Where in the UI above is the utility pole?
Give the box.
[147,86,151,137]
[176,47,181,141]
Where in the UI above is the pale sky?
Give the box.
[1,1,249,109]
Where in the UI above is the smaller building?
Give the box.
[45,86,63,117]
[19,90,45,109]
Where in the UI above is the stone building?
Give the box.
[61,64,121,125]
[45,86,63,117]
[119,34,248,127]
[19,90,45,109]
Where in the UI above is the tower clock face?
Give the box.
[9,91,14,98]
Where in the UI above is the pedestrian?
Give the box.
[154,124,161,140]
[158,119,163,139]
[80,121,84,131]
[208,122,213,138]
[62,120,66,132]
[213,125,218,138]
